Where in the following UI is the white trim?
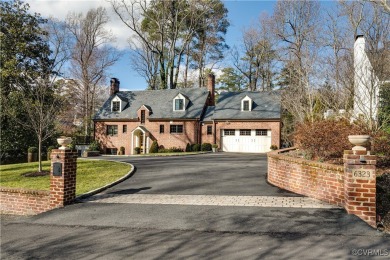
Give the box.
[173,93,188,111]
[111,95,127,112]
[241,96,253,111]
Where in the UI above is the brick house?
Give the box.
[93,75,281,154]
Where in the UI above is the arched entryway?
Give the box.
[131,126,150,154]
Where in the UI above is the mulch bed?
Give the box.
[21,171,50,177]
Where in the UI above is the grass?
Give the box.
[0,159,132,195]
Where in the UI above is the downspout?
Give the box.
[198,120,202,144]
[213,120,216,145]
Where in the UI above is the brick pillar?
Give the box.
[344,150,376,227]
[50,149,77,208]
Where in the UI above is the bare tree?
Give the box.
[272,0,322,123]
[232,15,276,91]
[129,39,160,89]
[8,76,64,172]
[66,7,120,138]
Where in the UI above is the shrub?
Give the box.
[28,147,38,153]
[134,147,141,154]
[212,144,218,148]
[119,146,125,155]
[88,140,100,151]
[150,140,159,153]
[185,143,192,152]
[158,147,184,153]
[47,146,56,153]
[201,143,212,151]
[372,131,390,157]
[191,144,201,152]
[294,119,363,160]
[270,145,278,150]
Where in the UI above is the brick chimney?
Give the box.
[110,78,120,96]
[207,73,215,106]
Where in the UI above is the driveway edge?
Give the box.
[75,160,136,201]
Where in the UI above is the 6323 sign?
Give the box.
[352,169,374,179]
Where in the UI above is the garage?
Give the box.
[221,129,271,153]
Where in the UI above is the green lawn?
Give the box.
[0,159,132,195]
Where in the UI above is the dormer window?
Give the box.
[175,99,184,110]
[173,93,188,111]
[241,96,253,111]
[243,101,250,111]
[111,95,127,112]
[112,101,120,112]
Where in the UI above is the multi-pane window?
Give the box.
[207,126,212,135]
[141,110,145,124]
[240,129,251,136]
[243,100,250,111]
[170,125,183,133]
[106,125,118,136]
[175,99,184,110]
[224,130,235,136]
[256,129,267,136]
[112,101,120,112]
[160,125,164,133]
[123,125,127,133]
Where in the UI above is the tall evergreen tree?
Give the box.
[0,0,53,163]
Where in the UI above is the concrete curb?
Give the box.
[100,151,211,158]
[75,160,136,201]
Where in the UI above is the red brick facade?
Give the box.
[268,148,377,227]
[95,120,200,155]
[96,119,281,155]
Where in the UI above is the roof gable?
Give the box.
[205,91,280,120]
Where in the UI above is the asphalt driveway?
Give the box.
[2,153,389,259]
[98,153,300,196]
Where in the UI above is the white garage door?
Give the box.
[221,129,271,153]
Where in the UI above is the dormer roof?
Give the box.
[94,88,209,120]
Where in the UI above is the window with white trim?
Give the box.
[240,129,251,136]
[243,100,250,111]
[256,129,267,136]
[241,96,253,111]
[224,129,235,136]
[112,101,120,112]
[174,99,184,110]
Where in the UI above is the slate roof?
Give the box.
[94,88,209,120]
[203,91,281,121]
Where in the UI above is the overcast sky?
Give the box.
[25,0,278,90]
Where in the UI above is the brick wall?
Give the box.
[0,149,78,215]
[268,148,345,206]
[268,148,377,227]
[0,187,51,215]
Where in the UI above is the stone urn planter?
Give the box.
[212,144,218,153]
[348,135,370,151]
[27,147,38,162]
[57,137,72,150]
